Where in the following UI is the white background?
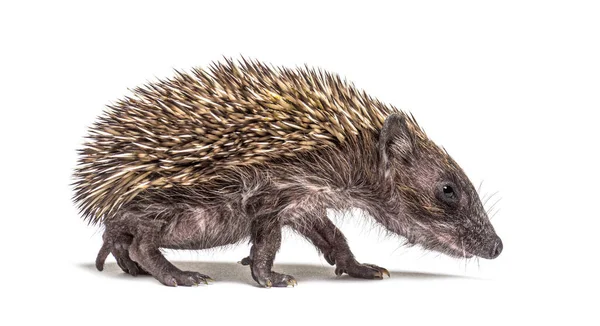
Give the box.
[1,0,598,325]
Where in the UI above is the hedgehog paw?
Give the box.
[241,257,297,287]
[253,271,297,288]
[110,236,148,276]
[116,256,148,276]
[335,260,390,279]
[158,271,214,287]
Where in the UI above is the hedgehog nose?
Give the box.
[490,238,503,259]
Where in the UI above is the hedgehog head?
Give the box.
[378,113,502,259]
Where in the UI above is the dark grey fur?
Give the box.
[93,113,502,287]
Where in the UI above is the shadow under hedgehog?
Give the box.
[72,58,503,287]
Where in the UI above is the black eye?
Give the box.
[442,185,455,198]
[438,182,459,206]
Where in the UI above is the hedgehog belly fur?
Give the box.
[159,206,252,250]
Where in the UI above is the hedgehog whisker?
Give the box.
[486,197,502,216]
[481,192,491,205]
[489,208,501,220]
[482,191,499,208]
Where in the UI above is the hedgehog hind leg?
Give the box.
[111,232,149,276]
[129,236,212,287]
[98,229,148,276]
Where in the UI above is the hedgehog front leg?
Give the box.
[128,234,212,287]
[300,216,390,280]
[247,223,297,288]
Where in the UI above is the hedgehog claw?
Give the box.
[256,273,297,288]
[364,264,390,278]
[159,271,213,287]
[335,261,390,280]
[250,265,297,288]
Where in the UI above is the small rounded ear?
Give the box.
[378,113,415,173]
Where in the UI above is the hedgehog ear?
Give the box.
[378,113,415,172]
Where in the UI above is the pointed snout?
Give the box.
[490,237,503,259]
[472,235,503,259]
[479,236,503,259]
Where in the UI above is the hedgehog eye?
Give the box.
[442,185,455,198]
[438,182,459,206]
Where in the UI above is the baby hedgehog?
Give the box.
[73,58,503,287]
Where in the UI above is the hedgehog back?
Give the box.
[73,59,393,224]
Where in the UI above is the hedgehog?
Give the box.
[73,58,503,287]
